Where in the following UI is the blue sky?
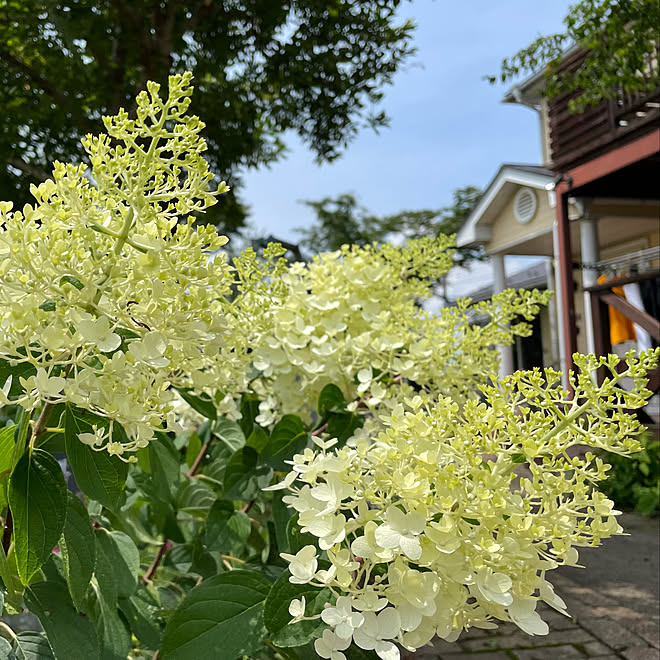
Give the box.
[238,0,574,297]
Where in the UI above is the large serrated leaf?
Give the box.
[25,581,101,660]
[60,493,95,610]
[264,570,334,647]
[8,449,67,585]
[160,570,271,660]
[64,407,128,510]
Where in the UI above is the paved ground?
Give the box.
[410,513,660,660]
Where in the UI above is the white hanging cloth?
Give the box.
[622,282,653,352]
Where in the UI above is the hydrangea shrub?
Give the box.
[0,75,657,660]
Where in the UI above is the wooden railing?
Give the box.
[585,270,660,392]
[548,48,660,171]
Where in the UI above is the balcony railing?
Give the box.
[548,47,660,171]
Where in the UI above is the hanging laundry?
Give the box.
[596,274,636,345]
[622,282,653,351]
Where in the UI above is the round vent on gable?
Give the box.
[513,187,537,224]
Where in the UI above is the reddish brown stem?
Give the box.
[311,422,328,437]
[186,442,210,478]
[143,540,169,584]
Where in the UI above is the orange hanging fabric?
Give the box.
[596,274,637,345]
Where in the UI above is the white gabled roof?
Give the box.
[456,164,553,247]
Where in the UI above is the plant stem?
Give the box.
[186,439,211,478]
[143,540,169,584]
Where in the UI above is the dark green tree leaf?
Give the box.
[94,529,140,600]
[14,631,56,660]
[213,418,245,453]
[264,570,334,648]
[261,416,308,471]
[64,407,128,510]
[317,384,347,418]
[8,449,67,585]
[59,493,95,610]
[119,587,163,651]
[205,501,251,555]
[222,446,258,499]
[175,388,217,420]
[25,581,101,660]
[160,570,271,660]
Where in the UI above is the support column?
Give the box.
[544,257,560,370]
[579,212,599,356]
[492,253,514,377]
[554,187,578,381]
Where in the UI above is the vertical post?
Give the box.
[544,257,560,369]
[579,212,599,356]
[552,221,568,387]
[492,253,514,377]
[554,186,578,380]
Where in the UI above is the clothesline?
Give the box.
[580,246,660,274]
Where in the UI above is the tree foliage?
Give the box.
[489,0,660,111]
[298,186,482,261]
[0,0,416,232]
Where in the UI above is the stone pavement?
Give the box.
[410,513,660,660]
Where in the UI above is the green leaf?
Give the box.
[38,300,57,312]
[59,493,95,610]
[511,453,527,463]
[272,491,293,553]
[90,584,131,660]
[205,501,251,555]
[222,446,258,499]
[64,407,128,510]
[345,647,380,660]
[175,388,217,421]
[0,358,36,396]
[327,411,362,446]
[239,394,260,437]
[246,426,269,453]
[213,417,245,453]
[286,514,315,555]
[160,570,271,660]
[148,432,181,503]
[0,425,16,510]
[119,587,163,651]
[317,383,346,418]
[94,529,140,600]
[25,581,101,660]
[261,415,308,471]
[264,570,334,647]
[59,274,84,290]
[13,632,56,659]
[8,449,67,585]
[176,479,216,515]
[184,432,202,469]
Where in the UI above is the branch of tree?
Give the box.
[6,156,50,181]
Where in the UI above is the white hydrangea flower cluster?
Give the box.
[274,350,659,659]
[0,73,268,455]
[250,243,552,424]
